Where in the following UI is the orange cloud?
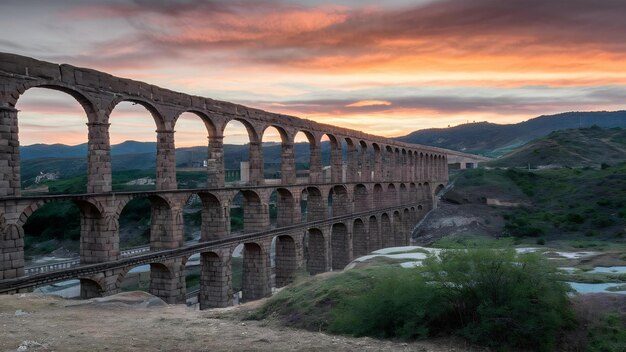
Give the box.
[346,100,392,107]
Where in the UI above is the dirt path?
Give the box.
[0,292,482,352]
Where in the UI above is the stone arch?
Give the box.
[11,83,97,118]
[353,184,369,213]
[328,185,350,217]
[294,130,316,182]
[352,218,368,258]
[232,190,269,233]
[369,215,380,251]
[222,118,259,142]
[381,213,393,248]
[116,261,178,303]
[261,125,289,182]
[271,188,297,227]
[172,109,218,137]
[321,133,341,183]
[305,228,326,274]
[79,277,106,299]
[331,222,349,270]
[107,97,166,130]
[274,234,297,287]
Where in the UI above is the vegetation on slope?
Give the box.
[487,126,626,168]
[449,162,626,243]
[253,247,574,351]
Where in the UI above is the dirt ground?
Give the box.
[0,292,485,352]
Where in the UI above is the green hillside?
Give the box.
[397,110,626,156]
[449,163,626,243]
[488,126,626,168]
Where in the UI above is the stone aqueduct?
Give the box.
[0,53,480,308]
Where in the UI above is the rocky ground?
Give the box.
[413,200,506,244]
[0,292,484,352]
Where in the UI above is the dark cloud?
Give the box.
[246,86,626,116]
[63,0,626,67]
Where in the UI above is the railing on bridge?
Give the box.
[24,245,151,276]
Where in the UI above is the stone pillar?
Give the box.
[199,251,232,309]
[248,141,263,185]
[281,142,296,185]
[156,130,177,190]
[330,145,342,183]
[80,209,119,264]
[0,106,20,197]
[150,258,186,304]
[443,157,449,181]
[207,135,224,188]
[345,143,357,182]
[0,222,24,280]
[374,149,383,182]
[275,235,297,288]
[241,242,271,302]
[360,147,370,182]
[201,194,229,241]
[309,144,322,183]
[86,122,112,193]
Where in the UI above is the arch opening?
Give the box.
[331,223,349,270]
[16,88,91,195]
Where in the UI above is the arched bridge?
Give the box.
[0,53,479,308]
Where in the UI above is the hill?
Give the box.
[396,111,626,156]
[488,126,626,168]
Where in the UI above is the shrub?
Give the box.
[420,248,574,350]
[260,247,574,351]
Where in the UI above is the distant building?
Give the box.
[125,177,156,186]
[34,172,59,184]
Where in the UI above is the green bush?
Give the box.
[587,313,626,352]
[258,247,574,351]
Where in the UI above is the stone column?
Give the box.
[86,122,112,193]
[281,142,296,185]
[80,208,119,264]
[156,130,177,190]
[374,149,383,182]
[308,144,322,183]
[199,251,232,309]
[360,148,370,182]
[345,143,357,182]
[248,141,264,185]
[0,222,24,280]
[0,106,20,197]
[330,145,342,183]
[150,258,186,304]
[207,135,224,188]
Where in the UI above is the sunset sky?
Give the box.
[2,0,626,146]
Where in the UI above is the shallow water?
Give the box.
[587,266,626,274]
[567,282,626,294]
